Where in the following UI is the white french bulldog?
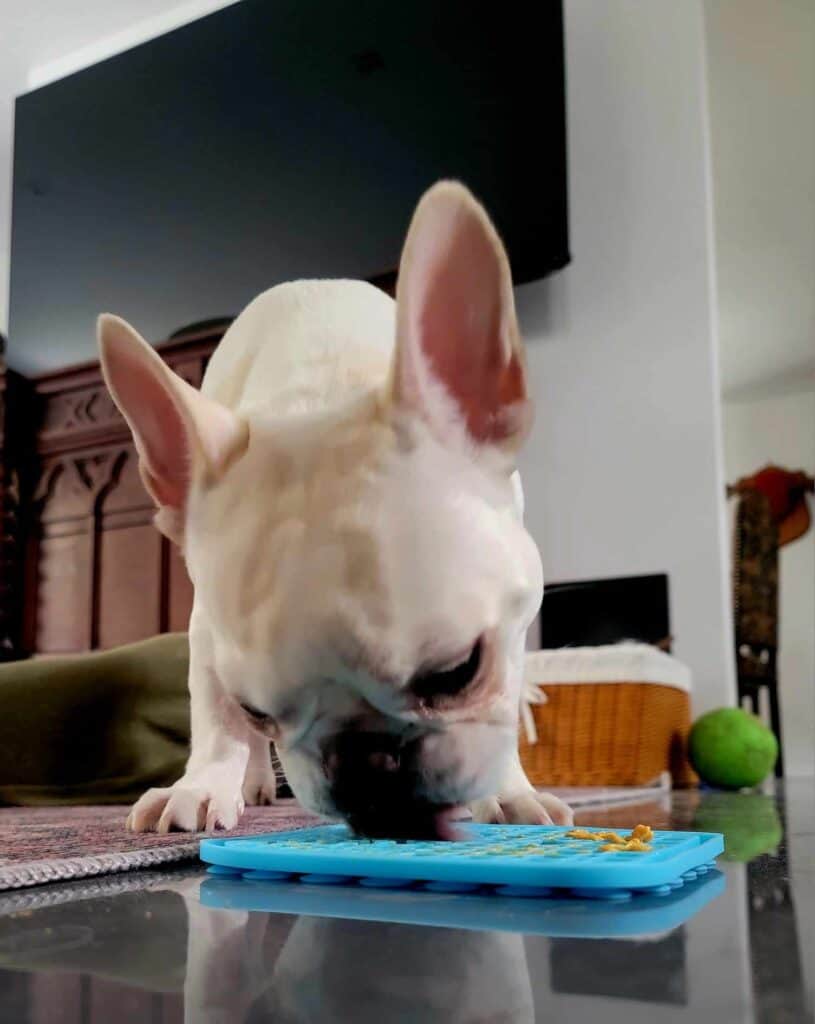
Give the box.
[98,181,572,837]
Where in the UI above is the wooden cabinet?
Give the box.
[7,329,221,656]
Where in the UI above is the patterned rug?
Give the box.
[0,785,674,892]
[0,802,318,891]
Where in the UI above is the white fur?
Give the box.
[99,182,572,834]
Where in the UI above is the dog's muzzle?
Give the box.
[322,730,460,840]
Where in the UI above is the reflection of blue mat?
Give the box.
[200,824,724,899]
[200,869,725,938]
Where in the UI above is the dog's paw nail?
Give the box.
[243,779,276,807]
[128,782,245,834]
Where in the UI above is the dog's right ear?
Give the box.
[392,181,531,459]
[98,314,248,541]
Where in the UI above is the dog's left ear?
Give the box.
[98,314,248,543]
[392,181,531,455]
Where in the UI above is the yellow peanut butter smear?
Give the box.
[599,838,652,853]
[565,824,654,852]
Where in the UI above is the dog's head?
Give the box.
[98,183,542,837]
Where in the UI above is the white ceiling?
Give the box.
[1,1,181,79]
[704,0,815,399]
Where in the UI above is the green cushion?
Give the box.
[0,634,191,806]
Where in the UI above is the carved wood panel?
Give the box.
[39,386,121,443]
[16,329,221,655]
[35,532,94,653]
[97,525,164,649]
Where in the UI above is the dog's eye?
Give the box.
[412,640,482,704]
[239,701,272,725]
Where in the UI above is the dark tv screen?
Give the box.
[9,0,569,374]
[538,574,672,650]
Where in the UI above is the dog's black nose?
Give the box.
[321,729,403,790]
[323,731,453,840]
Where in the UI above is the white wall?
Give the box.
[517,0,735,715]
[0,7,27,337]
[704,0,815,398]
[723,391,815,777]
[705,0,815,775]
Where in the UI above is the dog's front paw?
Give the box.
[471,789,573,827]
[127,779,246,833]
[242,765,277,807]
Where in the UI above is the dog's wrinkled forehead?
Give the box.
[185,394,531,690]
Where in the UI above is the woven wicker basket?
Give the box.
[520,645,697,788]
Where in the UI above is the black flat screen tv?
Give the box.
[10,0,569,374]
[538,574,672,650]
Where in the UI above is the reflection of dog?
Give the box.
[99,181,572,838]
[0,876,534,1024]
[268,914,535,1024]
[174,878,534,1024]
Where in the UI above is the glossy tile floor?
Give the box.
[0,781,812,1023]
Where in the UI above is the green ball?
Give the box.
[689,707,778,789]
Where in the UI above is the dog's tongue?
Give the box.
[431,805,466,841]
[347,802,464,841]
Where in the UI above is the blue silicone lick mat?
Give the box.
[199,824,724,898]
[200,869,725,937]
